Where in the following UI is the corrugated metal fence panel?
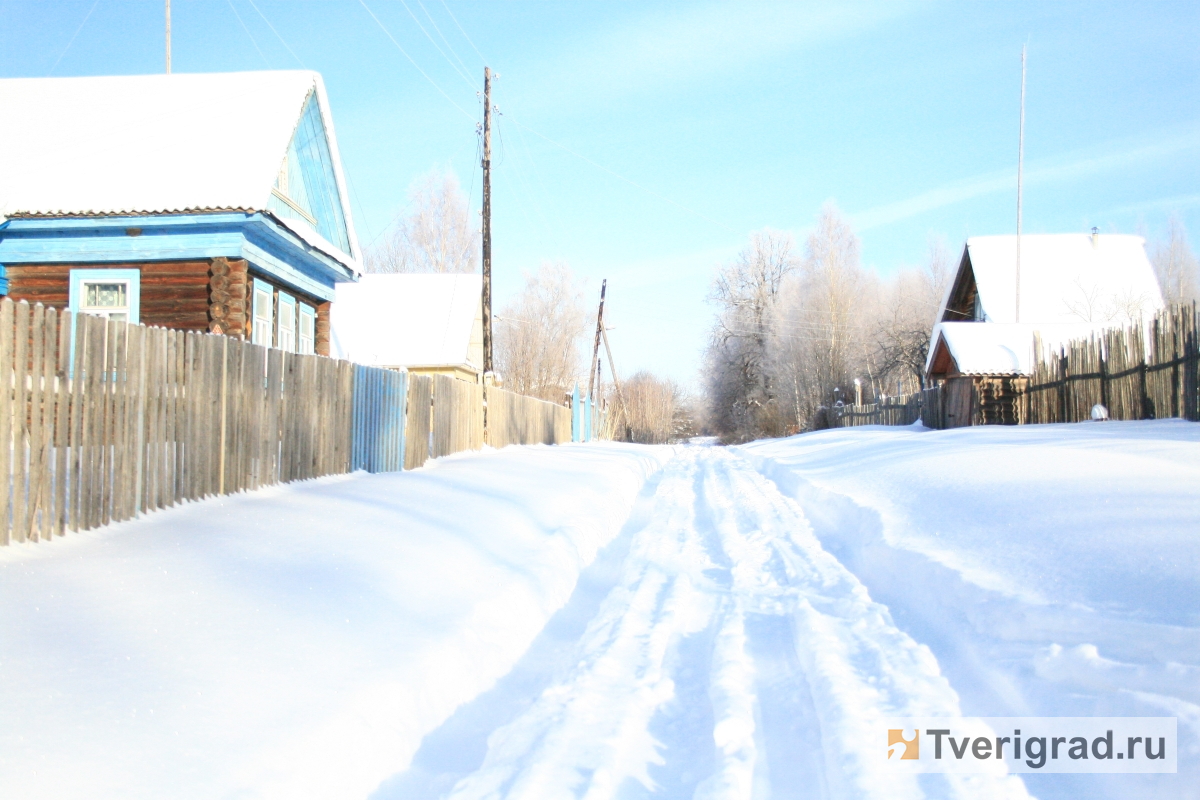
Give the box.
[352,365,407,473]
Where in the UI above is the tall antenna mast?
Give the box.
[1016,45,1026,323]
[481,67,493,377]
[165,0,172,73]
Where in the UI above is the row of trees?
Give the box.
[704,204,949,441]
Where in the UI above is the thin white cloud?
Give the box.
[852,122,1200,232]
[511,1,924,113]
[1099,193,1200,218]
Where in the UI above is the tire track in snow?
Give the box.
[445,448,1032,800]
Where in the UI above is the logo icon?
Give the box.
[889,728,920,760]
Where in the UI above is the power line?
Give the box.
[358,0,475,121]
[245,0,306,68]
[48,0,102,76]
[226,0,270,67]
[396,0,477,90]
[437,0,487,66]
[415,0,476,84]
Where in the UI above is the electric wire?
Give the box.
[415,0,476,84]
[437,0,488,65]
[226,0,271,67]
[48,0,102,76]
[395,0,477,90]
[245,0,306,68]
[358,0,475,121]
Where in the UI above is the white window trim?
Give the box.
[277,292,297,352]
[69,268,140,323]
[298,303,316,355]
[252,278,274,347]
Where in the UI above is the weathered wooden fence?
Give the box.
[831,391,927,428]
[2,295,585,545]
[1023,304,1199,424]
[0,299,407,545]
[488,387,573,449]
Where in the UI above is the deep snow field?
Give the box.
[1,421,1197,799]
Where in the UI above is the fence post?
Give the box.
[217,335,228,495]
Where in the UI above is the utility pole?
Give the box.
[588,280,607,399]
[165,0,172,74]
[1016,45,1026,323]
[481,67,493,377]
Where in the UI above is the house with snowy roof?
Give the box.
[0,70,360,355]
[330,273,484,383]
[925,232,1164,424]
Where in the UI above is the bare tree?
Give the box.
[704,229,799,441]
[613,371,695,444]
[873,237,953,390]
[495,263,588,401]
[769,204,874,430]
[366,169,480,274]
[1151,215,1199,305]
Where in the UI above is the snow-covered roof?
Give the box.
[0,70,360,269]
[942,234,1163,325]
[927,321,1114,376]
[330,274,483,370]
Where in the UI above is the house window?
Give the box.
[69,268,140,323]
[277,292,297,352]
[298,304,316,355]
[252,279,274,347]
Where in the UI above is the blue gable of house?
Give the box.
[266,93,352,256]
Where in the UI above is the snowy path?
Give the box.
[389,447,1028,800]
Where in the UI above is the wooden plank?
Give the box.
[53,309,70,536]
[0,300,12,545]
[13,302,30,541]
[27,304,45,541]
[111,320,130,523]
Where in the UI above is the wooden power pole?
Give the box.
[587,280,607,399]
[481,67,493,377]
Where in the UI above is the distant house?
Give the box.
[925,233,1164,425]
[0,70,361,355]
[330,274,484,383]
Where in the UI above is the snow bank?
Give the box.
[0,442,671,800]
[741,420,1200,799]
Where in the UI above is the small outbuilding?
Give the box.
[0,70,361,354]
[925,233,1164,425]
[330,273,484,383]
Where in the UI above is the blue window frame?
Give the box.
[69,268,140,323]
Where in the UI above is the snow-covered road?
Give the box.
[2,422,1197,799]
[430,447,1027,800]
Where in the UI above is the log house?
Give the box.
[0,70,360,354]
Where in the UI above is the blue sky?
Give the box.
[2,1,1197,387]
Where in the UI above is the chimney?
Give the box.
[1091,226,1099,246]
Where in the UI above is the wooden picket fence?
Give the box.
[0,298,380,545]
[487,387,572,448]
[1,295,584,546]
[1023,304,1199,423]
[401,378,570,469]
[831,392,926,428]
